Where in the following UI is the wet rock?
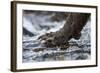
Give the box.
[32,48,46,52]
[76,55,88,60]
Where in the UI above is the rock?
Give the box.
[32,48,46,52]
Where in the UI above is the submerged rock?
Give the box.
[32,48,46,52]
